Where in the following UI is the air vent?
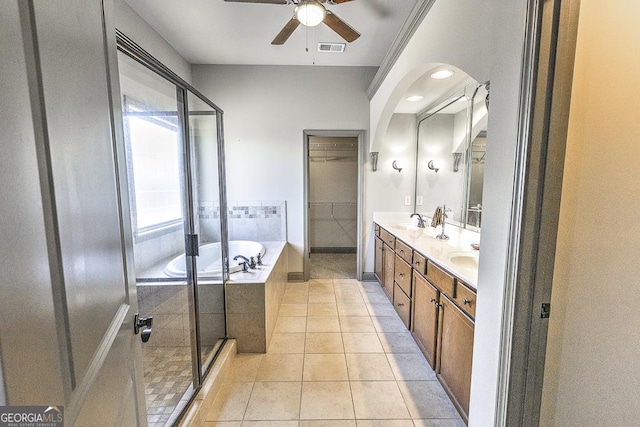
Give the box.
[318,42,346,53]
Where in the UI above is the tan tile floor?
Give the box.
[202,279,464,426]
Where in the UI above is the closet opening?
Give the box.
[303,131,365,281]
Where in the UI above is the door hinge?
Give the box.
[541,303,551,319]
[186,234,199,256]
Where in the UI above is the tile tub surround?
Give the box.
[198,278,464,426]
[374,212,481,288]
[226,241,288,353]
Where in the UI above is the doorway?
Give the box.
[303,131,365,281]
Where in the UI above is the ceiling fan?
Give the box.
[224,0,361,45]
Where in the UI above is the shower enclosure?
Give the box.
[116,33,228,427]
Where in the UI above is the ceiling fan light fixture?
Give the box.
[295,0,326,27]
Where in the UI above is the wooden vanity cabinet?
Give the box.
[374,236,384,283]
[382,241,395,301]
[437,294,475,424]
[411,270,439,368]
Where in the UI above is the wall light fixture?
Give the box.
[428,160,439,173]
[392,160,402,173]
[370,152,379,172]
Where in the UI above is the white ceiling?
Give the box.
[124,0,419,67]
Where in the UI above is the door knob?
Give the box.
[134,313,153,343]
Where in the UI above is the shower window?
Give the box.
[124,98,183,236]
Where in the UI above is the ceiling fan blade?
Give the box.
[272,17,301,45]
[224,0,288,4]
[323,10,360,42]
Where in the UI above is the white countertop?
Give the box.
[374,212,480,289]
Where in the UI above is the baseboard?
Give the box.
[310,247,357,254]
[361,272,377,282]
[288,272,304,282]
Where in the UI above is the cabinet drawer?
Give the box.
[426,260,455,297]
[375,223,380,237]
[393,282,411,328]
[394,255,412,297]
[395,239,413,265]
[454,281,476,319]
[380,228,396,248]
[412,251,427,276]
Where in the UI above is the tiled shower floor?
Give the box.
[143,346,193,426]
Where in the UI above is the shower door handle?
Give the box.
[134,313,153,343]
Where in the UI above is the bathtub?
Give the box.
[164,240,266,278]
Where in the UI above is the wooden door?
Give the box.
[437,294,474,423]
[411,271,439,368]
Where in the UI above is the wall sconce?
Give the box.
[452,153,463,172]
[427,160,439,173]
[392,160,402,173]
[370,152,379,172]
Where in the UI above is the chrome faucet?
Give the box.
[410,213,426,228]
[233,254,256,271]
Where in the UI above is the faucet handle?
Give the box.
[256,253,263,266]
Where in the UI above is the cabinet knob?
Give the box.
[399,273,405,277]
[399,249,404,253]
[463,298,471,305]
[429,298,436,303]
[397,303,404,307]
[414,260,420,265]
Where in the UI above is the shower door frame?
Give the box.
[302,129,366,282]
[116,30,230,417]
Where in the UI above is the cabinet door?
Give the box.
[382,243,395,301]
[374,236,384,283]
[411,271,439,368]
[394,255,412,297]
[393,283,411,328]
[436,294,474,423]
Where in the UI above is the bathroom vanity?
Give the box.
[373,213,479,424]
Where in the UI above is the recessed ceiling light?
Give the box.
[431,69,455,79]
[406,95,424,102]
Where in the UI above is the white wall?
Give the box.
[541,2,640,425]
[369,0,529,425]
[114,0,192,83]
[191,65,376,273]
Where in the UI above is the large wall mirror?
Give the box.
[394,65,489,230]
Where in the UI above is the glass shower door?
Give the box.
[186,91,228,374]
[118,50,194,426]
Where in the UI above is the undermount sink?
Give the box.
[391,223,422,232]
[447,252,479,270]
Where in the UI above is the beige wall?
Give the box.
[541,2,640,425]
